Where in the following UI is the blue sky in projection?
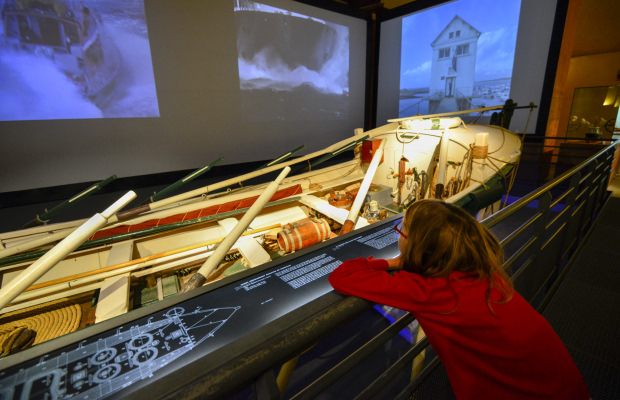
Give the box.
[400,0,521,90]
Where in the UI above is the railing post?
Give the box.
[253,368,281,400]
[558,172,581,266]
[534,191,552,253]
[594,149,614,207]
[521,191,552,303]
[581,161,599,233]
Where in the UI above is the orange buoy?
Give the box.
[277,218,331,253]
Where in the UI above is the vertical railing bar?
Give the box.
[392,357,443,400]
[353,337,430,400]
[482,141,619,231]
[574,162,596,242]
[290,313,416,400]
[584,162,600,228]
[534,191,552,249]
[381,142,618,397]
[593,151,613,209]
[510,190,551,304]
[548,185,575,209]
[507,254,535,282]
[539,220,567,253]
[253,368,281,400]
[556,172,581,265]
[286,143,618,400]
[544,205,571,231]
[503,237,537,276]
[559,192,587,262]
[498,212,542,248]
[529,219,571,303]
[538,164,615,313]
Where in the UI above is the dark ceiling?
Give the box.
[332,0,385,12]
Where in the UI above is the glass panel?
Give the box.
[567,86,620,139]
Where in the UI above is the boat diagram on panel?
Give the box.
[0,306,240,399]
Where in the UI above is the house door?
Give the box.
[445,77,455,97]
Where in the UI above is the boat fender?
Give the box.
[472,132,489,159]
[277,218,331,253]
[458,181,506,216]
[361,139,385,163]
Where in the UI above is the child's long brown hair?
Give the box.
[400,199,513,312]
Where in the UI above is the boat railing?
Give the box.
[214,139,618,399]
[514,135,617,192]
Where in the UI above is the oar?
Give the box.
[339,138,386,235]
[8,131,373,257]
[181,166,291,293]
[434,129,450,199]
[254,145,305,171]
[143,157,224,204]
[19,223,281,294]
[387,105,506,123]
[111,135,369,223]
[22,175,117,228]
[0,230,70,260]
[293,135,369,175]
[388,102,537,123]
[0,191,136,311]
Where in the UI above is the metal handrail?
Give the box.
[286,140,618,399]
[483,140,618,228]
[290,313,416,400]
[385,140,617,398]
[150,140,618,399]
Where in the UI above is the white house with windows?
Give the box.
[429,15,480,110]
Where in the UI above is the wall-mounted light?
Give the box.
[603,85,620,106]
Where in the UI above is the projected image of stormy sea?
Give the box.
[234,1,349,121]
[0,0,159,121]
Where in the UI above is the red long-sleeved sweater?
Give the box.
[329,257,589,400]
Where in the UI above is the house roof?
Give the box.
[431,15,480,47]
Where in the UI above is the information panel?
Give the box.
[0,217,402,399]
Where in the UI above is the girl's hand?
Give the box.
[386,255,403,271]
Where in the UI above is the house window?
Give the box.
[456,30,460,37]
[456,43,469,55]
[449,32,454,39]
[439,47,450,58]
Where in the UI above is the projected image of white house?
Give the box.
[0,0,159,122]
[399,0,521,118]
[234,0,350,121]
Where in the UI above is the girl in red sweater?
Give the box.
[329,199,589,399]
